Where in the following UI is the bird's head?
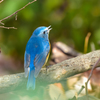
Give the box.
[32,26,52,40]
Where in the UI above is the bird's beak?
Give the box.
[47,25,52,33]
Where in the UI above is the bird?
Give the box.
[24,26,52,90]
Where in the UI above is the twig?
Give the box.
[72,85,85,99]
[0,21,4,25]
[0,26,17,29]
[0,0,3,3]
[84,32,91,53]
[87,57,100,83]
[0,50,100,94]
[78,86,85,95]
[0,0,36,25]
[85,57,100,100]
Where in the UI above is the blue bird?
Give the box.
[24,26,52,90]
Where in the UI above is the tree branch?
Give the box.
[85,57,100,99]
[0,0,3,3]
[0,50,100,94]
[0,0,36,29]
[0,26,17,29]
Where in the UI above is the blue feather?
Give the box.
[24,26,51,90]
[27,69,35,90]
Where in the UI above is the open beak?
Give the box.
[47,25,52,33]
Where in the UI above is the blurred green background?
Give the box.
[0,0,100,73]
[0,0,100,100]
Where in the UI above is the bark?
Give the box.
[0,50,100,94]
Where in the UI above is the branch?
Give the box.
[0,0,36,29]
[84,32,91,53]
[0,26,17,29]
[0,50,100,94]
[0,0,3,3]
[85,57,100,99]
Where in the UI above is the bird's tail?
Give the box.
[27,69,36,90]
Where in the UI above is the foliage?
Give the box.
[0,0,100,59]
[0,0,100,99]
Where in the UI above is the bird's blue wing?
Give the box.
[24,51,30,77]
[34,48,50,78]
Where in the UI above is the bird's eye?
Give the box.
[43,31,45,34]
